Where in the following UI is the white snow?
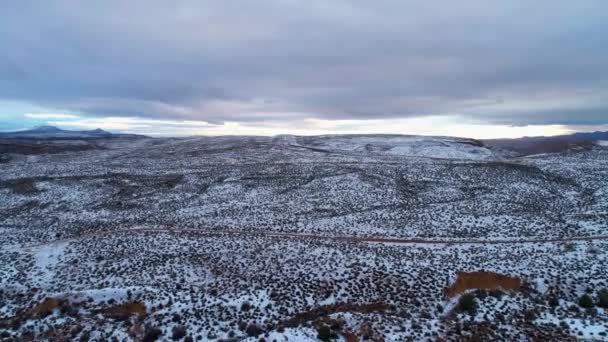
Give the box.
[537,314,608,339]
[244,327,321,341]
[291,135,496,160]
[31,242,67,286]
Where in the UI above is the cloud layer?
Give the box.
[1,0,607,131]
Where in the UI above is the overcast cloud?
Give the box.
[1,0,607,135]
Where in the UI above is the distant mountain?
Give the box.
[484,131,608,155]
[0,126,145,140]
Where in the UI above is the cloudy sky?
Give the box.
[1,0,607,138]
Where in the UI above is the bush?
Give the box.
[172,325,187,340]
[245,323,263,337]
[142,327,162,342]
[316,325,332,342]
[548,296,559,307]
[524,309,537,321]
[238,321,247,331]
[458,294,477,314]
[579,294,594,309]
[489,290,504,299]
[598,289,608,308]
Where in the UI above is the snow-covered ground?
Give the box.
[287,134,496,160]
[1,135,607,340]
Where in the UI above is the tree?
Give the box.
[579,294,594,309]
[316,325,332,342]
[598,289,608,308]
[458,294,477,314]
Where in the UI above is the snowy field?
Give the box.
[1,135,607,341]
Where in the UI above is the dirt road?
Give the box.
[23,226,608,248]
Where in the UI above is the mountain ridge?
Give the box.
[483,130,608,155]
[0,125,145,140]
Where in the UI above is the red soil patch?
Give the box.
[29,298,64,317]
[100,301,147,319]
[445,271,521,297]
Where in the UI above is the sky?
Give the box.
[1,0,607,138]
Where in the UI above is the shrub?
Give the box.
[316,325,332,342]
[458,294,477,314]
[524,310,537,321]
[548,296,559,307]
[598,289,608,308]
[238,321,247,331]
[172,325,187,340]
[79,331,91,342]
[142,327,162,342]
[245,323,263,337]
[579,294,594,309]
[489,290,504,299]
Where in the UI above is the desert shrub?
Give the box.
[172,325,187,340]
[548,296,560,307]
[579,294,594,309]
[142,327,162,342]
[78,330,91,342]
[245,323,263,337]
[316,325,332,342]
[458,294,477,314]
[238,321,247,331]
[524,310,537,321]
[595,289,608,308]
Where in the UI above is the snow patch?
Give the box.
[31,242,67,286]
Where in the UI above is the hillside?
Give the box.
[1,134,607,340]
[484,131,608,155]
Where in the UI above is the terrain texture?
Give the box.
[1,133,608,341]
